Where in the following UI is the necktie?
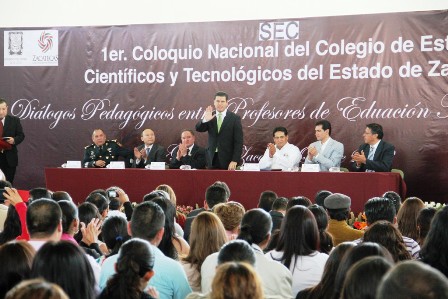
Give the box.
[217,113,223,133]
[186,148,190,156]
[368,146,374,160]
[0,119,3,137]
[146,147,150,158]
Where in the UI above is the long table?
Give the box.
[45,168,406,213]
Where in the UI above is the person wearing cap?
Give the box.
[324,193,363,246]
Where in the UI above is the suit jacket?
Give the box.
[169,144,206,169]
[2,115,25,167]
[83,140,132,168]
[350,140,395,172]
[195,111,243,169]
[133,143,166,168]
[304,138,344,171]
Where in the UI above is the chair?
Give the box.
[340,167,349,172]
[391,168,404,179]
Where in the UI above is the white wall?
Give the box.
[1,0,447,27]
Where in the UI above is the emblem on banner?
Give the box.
[8,32,23,55]
[38,31,54,53]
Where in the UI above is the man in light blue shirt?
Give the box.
[99,202,192,299]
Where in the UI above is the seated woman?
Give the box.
[265,205,328,297]
[99,238,159,299]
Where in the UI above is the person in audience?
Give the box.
[331,242,394,299]
[156,184,186,230]
[201,239,258,294]
[416,207,437,246]
[133,129,167,167]
[340,256,393,299]
[149,196,189,259]
[184,184,228,241]
[0,241,36,298]
[363,220,411,262]
[85,192,109,219]
[188,262,264,299]
[5,278,69,299]
[382,190,402,214]
[0,180,13,230]
[99,238,159,299]
[169,129,206,169]
[83,129,132,168]
[308,204,333,254]
[28,187,52,202]
[266,205,328,297]
[257,190,277,212]
[212,181,231,200]
[58,200,79,244]
[51,191,72,202]
[420,205,448,277]
[324,193,363,245]
[99,201,192,299]
[397,196,425,242]
[270,196,288,232]
[259,126,301,171]
[353,196,420,258]
[195,91,243,170]
[351,123,395,172]
[107,197,127,220]
[296,242,355,299]
[2,187,29,241]
[213,201,245,241]
[376,261,448,299]
[106,186,134,221]
[74,202,104,258]
[314,190,332,207]
[0,205,22,244]
[100,216,130,261]
[181,211,227,292]
[287,196,312,210]
[304,120,344,171]
[31,241,96,299]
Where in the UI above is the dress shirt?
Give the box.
[259,142,301,170]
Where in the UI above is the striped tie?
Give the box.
[368,146,374,160]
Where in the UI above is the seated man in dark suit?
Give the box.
[133,129,166,168]
[351,123,395,172]
[83,129,132,168]
[169,129,206,169]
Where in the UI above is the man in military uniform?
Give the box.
[83,129,132,168]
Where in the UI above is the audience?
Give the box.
[99,238,159,299]
[85,192,109,219]
[270,196,288,232]
[416,207,437,246]
[397,196,425,242]
[296,242,355,299]
[5,278,69,299]
[181,211,227,291]
[51,191,73,202]
[0,241,36,298]
[286,196,312,210]
[308,204,333,254]
[100,216,130,260]
[314,190,332,207]
[266,205,328,297]
[156,184,186,229]
[213,201,245,241]
[420,205,448,277]
[31,241,96,299]
[376,261,448,299]
[382,190,402,214]
[257,190,277,212]
[341,256,393,299]
[363,220,412,262]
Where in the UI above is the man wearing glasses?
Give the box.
[351,123,395,172]
[259,126,301,171]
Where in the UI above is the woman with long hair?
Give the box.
[155,184,186,230]
[308,204,333,254]
[99,238,158,299]
[0,241,36,298]
[396,197,425,241]
[31,241,96,299]
[101,216,131,259]
[420,205,448,277]
[265,205,328,297]
[363,220,412,262]
[181,212,227,291]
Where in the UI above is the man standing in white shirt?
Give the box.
[304,120,344,171]
[259,127,301,171]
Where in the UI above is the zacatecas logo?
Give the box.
[38,31,53,53]
[8,31,23,55]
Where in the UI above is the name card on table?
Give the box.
[301,164,320,172]
[242,163,260,171]
[150,162,166,170]
[108,161,125,169]
[66,161,81,168]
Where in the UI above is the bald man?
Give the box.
[133,129,167,168]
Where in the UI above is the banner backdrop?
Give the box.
[1,10,447,202]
